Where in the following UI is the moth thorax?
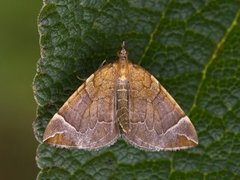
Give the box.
[117,59,129,81]
[116,80,130,133]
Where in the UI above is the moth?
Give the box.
[43,42,198,151]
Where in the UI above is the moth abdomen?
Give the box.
[116,80,130,133]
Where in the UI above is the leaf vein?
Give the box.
[188,9,240,115]
[138,0,173,65]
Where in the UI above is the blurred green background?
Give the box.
[0,0,42,179]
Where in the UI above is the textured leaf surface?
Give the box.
[33,0,240,179]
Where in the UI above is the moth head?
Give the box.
[117,41,128,61]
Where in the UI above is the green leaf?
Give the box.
[33,0,240,179]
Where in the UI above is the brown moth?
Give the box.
[43,42,198,151]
